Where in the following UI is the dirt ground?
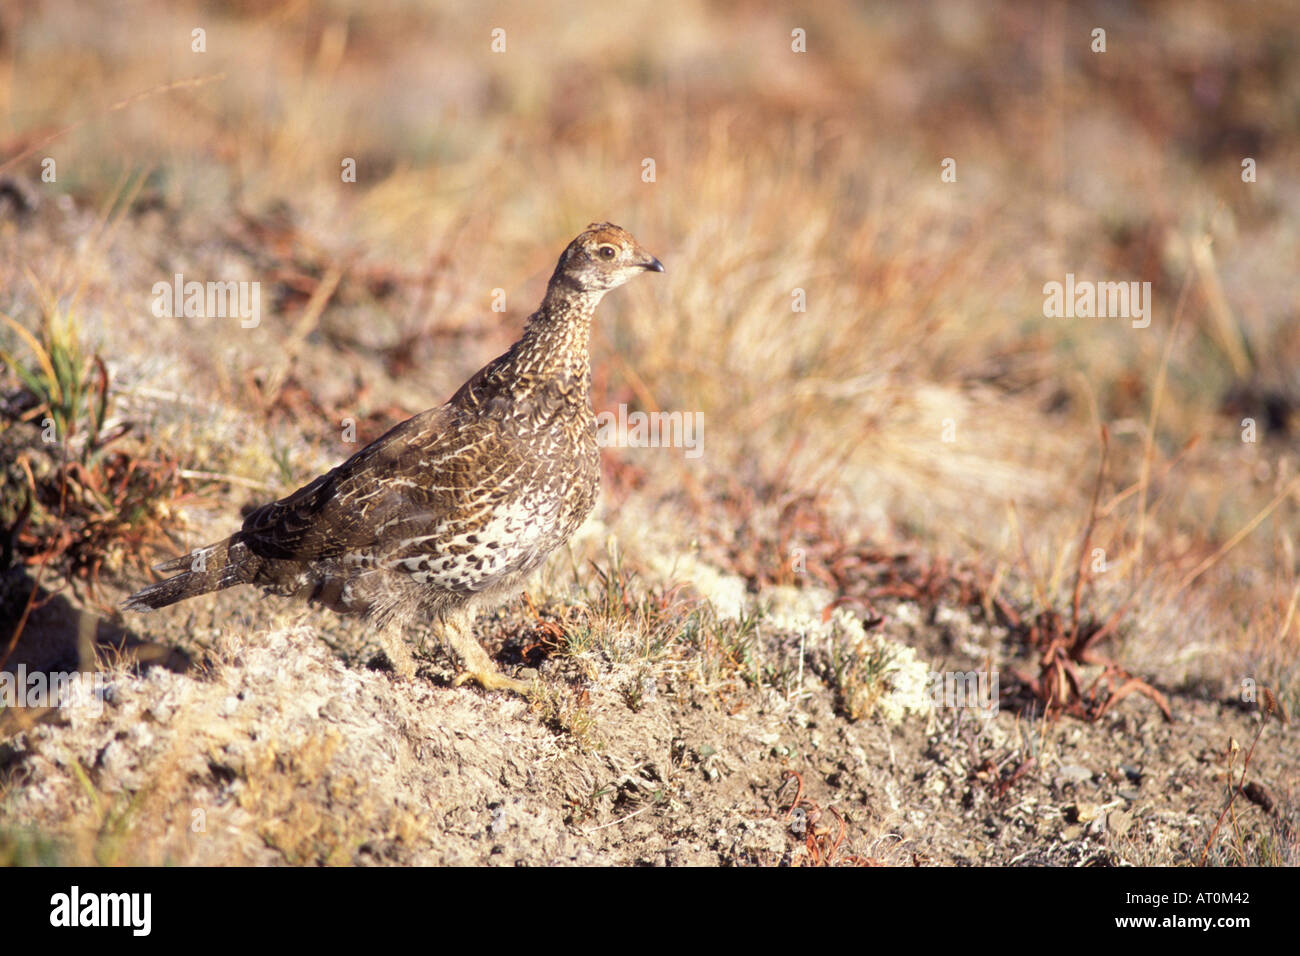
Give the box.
[1,508,1293,866]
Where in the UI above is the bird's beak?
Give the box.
[642,255,665,273]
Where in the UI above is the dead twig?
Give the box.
[1200,689,1278,865]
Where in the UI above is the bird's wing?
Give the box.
[236,405,474,562]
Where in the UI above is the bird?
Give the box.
[123,222,664,693]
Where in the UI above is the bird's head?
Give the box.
[551,222,664,295]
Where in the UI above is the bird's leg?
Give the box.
[444,611,535,695]
[377,626,417,679]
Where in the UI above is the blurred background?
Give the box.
[1,0,1297,701]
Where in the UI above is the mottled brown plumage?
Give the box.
[124,223,663,692]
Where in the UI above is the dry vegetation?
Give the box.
[0,0,1296,866]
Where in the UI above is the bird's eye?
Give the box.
[596,245,618,260]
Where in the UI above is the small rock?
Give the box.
[1061,825,1084,842]
[1108,809,1134,837]
[1071,802,1102,823]
[1058,764,1092,784]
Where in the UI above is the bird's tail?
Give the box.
[121,537,257,612]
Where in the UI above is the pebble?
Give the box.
[1108,809,1134,837]
[1071,802,1102,823]
[1058,764,1093,784]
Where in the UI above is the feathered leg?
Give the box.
[444,609,534,694]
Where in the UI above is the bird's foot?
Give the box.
[442,617,538,695]
[453,667,537,695]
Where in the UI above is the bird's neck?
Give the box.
[512,278,604,383]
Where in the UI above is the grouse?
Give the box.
[123,223,664,693]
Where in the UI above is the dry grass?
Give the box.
[1,0,1297,865]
